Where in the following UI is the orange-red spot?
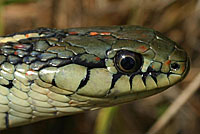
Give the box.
[165,60,171,65]
[90,32,99,36]
[100,32,111,35]
[151,65,155,69]
[69,32,78,35]
[14,51,18,55]
[25,34,29,38]
[95,57,101,61]
[26,69,34,76]
[14,44,24,49]
[138,46,148,52]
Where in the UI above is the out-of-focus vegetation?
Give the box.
[0,0,4,34]
[0,0,36,34]
[3,0,36,5]
[0,0,200,134]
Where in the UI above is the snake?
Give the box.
[0,25,190,130]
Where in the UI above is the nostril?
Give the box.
[171,63,180,70]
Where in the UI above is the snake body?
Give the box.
[0,25,189,130]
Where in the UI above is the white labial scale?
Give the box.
[109,75,130,96]
[28,90,48,102]
[0,37,17,43]
[0,85,9,96]
[55,64,87,92]
[145,75,157,90]
[9,109,32,119]
[33,106,57,113]
[47,91,70,102]
[156,74,169,88]
[32,111,55,117]
[70,93,109,103]
[14,71,31,86]
[13,35,26,41]
[8,115,31,127]
[77,68,112,97]
[39,67,57,83]
[0,70,14,80]
[68,100,88,107]
[0,104,9,112]
[28,98,53,108]
[10,87,28,100]
[132,75,146,92]
[31,83,50,95]
[8,102,32,114]
[49,86,73,95]
[81,106,95,110]
[0,77,9,86]
[13,79,31,92]
[0,113,6,130]
[56,107,83,113]
[0,94,9,104]
[48,99,70,107]
[7,93,30,107]
[1,62,15,73]
[35,78,52,88]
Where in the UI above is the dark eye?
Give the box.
[114,51,143,74]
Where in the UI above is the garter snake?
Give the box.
[0,25,190,130]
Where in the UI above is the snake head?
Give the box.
[103,26,190,105]
[60,26,190,106]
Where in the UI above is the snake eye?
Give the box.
[114,51,143,74]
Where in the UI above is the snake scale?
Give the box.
[0,25,190,130]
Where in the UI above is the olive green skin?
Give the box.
[0,25,190,129]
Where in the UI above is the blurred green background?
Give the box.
[0,0,200,134]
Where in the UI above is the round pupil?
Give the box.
[120,57,135,70]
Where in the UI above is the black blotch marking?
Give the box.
[142,74,147,86]
[150,72,159,84]
[52,79,57,87]
[110,74,122,89]
[5,112,9,129]
[129,74,134,90]
[106,73,122,96]
[77,69,90,90]
[4,82,13,89]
